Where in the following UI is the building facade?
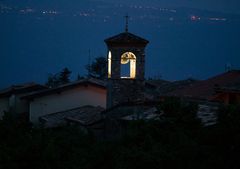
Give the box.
[0,83,46,119]
[22,79,106,124]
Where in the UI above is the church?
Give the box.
[105,16,149,108]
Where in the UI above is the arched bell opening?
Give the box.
[120,52,136,79]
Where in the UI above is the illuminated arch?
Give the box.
[121,52,136,79]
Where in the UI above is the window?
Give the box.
[121,52,136,79]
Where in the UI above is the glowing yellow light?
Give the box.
[108,51,112,78]
[121,53,130,64]
[120,52,136,79]
[130,58,136,78]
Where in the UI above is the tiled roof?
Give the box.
[103,101,162,119]
[40,105,105,128]
[21,78,106,100]
[145,78,198,99]
[0,82,47,98]
[167,70,240,100]
[120,107,160,121]
[105,32,149,46]
[215,86,240,93]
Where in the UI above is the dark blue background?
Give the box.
[0,0,240,88]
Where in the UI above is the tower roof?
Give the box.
[104,32,149,47]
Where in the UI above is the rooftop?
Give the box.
[21,78,106,100]
[105,32,149,47]
[0,82,47,98]
[40,105,105,128]
[167,70,240,100]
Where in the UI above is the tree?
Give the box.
[86,56,107,79]
[46,68,72,88]
[46,73,60,88]
[59,67,71,84]
[77,74,85,80]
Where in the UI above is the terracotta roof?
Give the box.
[105,32,149,47]
[21,78,106,100]
[0,82,47,98]
[167,70,240,100]
[215,86,240,93]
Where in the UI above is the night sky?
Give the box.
[0,0,240,88]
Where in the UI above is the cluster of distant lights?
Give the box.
[209,18,227,21]
[78,12,90,17]
[190,15,227,22]
[19,8,34,13]
[19,8,58,15]
[42,11,58,14]
[0,5,12,10]
[18,8,59,15]
[191,15,201,21]
[125,5,177,13]
[0,4,12,13]
[0,4,59,15]
[0,4,228,23]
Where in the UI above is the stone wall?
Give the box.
[107,79,145,108]
[106,44,147,108]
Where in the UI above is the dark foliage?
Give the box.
[0,101,240,169]
[45,67,72,88]
[59,68,72,84]
[77,74,85,80]
[86,57,107,79]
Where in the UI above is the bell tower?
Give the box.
[105,16,149,108]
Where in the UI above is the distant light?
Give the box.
[209,18,227,21]
[170,9,177,13]
[191,15,196,20]
[190,15,200,21]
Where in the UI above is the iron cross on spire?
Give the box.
[125,14,129,32]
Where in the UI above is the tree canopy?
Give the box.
[46,67,72,88]
[86,56,107,79]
